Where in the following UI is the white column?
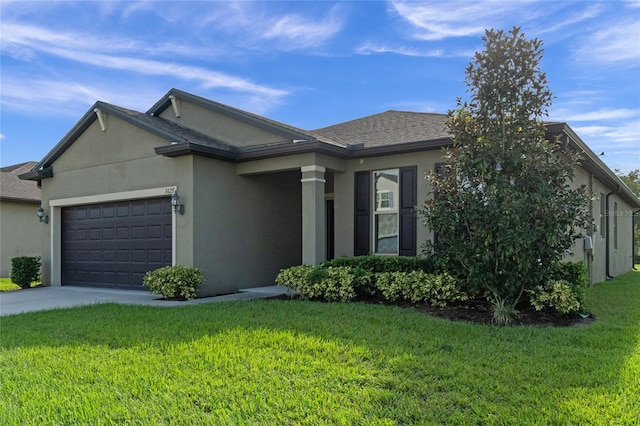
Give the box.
[301,165,326,265]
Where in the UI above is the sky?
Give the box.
[1,0,639,174]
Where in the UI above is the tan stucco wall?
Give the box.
[159,101,289,147]
[567,167,636,283]
[193,156,302,295]
[0,200,44,277]
[333,150,443,257]
[608,195,635,276]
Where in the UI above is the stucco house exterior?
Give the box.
[1,161,44,277]
[20,89,640,296]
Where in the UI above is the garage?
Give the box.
[62,198,172,289]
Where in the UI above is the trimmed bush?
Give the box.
[276,257,466,307]
[528,279,582,314]
[10,256,41,289]
[276,266,362,302]
[322,255,437,274]
[143,266,203,300]
[375,271,468,307]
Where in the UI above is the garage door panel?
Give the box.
[62,198,172,289]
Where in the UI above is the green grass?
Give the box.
[0,278,19,291]
[0,277,39,291]
[1,271,639,424]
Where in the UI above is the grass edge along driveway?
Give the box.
[1,270,638,425]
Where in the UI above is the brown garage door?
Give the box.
[62,198,172,289]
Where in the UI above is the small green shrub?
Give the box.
[491,295,519,326]
[143,265,203,300]
[528,279,583,314]
[10,256,41,289]
[276,266,360,302]
[375,271,467,307]
[275,265,313,288]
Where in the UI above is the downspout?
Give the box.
[634,209,639,271]
[605,186,620,279]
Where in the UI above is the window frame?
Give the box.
[373,169,400,255]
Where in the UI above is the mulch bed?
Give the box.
[271,295,594,327]
[409,300,594,327]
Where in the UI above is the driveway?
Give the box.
[0,285,289,316]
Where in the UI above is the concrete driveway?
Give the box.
[0,285,289,316]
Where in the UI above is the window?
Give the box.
[376,190,394,209]
[374,170,399,253]
[600,193,605,237]
[354,166,417,257]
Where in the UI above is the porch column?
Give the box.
[301,165,326,265]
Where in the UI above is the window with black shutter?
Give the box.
[353,166,417,256]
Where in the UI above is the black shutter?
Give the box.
[354,171,371,256]
[399,166,417,256]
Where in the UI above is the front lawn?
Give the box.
[1,270,638,424]
[0,278,19,291]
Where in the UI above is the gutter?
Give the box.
[605,186,621,279]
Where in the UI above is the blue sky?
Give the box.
[1,1,638,173]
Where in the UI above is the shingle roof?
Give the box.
[106,104,237,152]
[0,161,41,202]
[311,110,451,147]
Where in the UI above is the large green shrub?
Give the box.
[10,256,41,289]
[323,255,437,274]
[276,257,466,307]
[143,266,203,300]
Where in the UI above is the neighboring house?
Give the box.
[20,89,640,295]
[0,161,44,277]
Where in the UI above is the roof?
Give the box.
[18,88,640,208]
[0,161,41,203]
[311,110,450,147]
[149,88,344,147]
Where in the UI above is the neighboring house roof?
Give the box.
[18,88,640,208]
[0,161,41,203]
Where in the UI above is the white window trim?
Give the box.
[372,169,399,255]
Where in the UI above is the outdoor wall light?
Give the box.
[171,192,184,215]
[36,206,49,224]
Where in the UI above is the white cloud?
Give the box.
[552,108,639,122]
[574,18,640,65]
[261,6,345,49]
[389,0,542,41]
[0,22,288,101]
[355,42,443,57]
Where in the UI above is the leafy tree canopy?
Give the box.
[421,27,591,324]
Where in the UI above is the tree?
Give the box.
[421,27,591,324]
[615,169,640,263]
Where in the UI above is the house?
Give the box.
[20,89,640,295]
[0,161,44,277]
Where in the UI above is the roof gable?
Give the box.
[149,88,325,146]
